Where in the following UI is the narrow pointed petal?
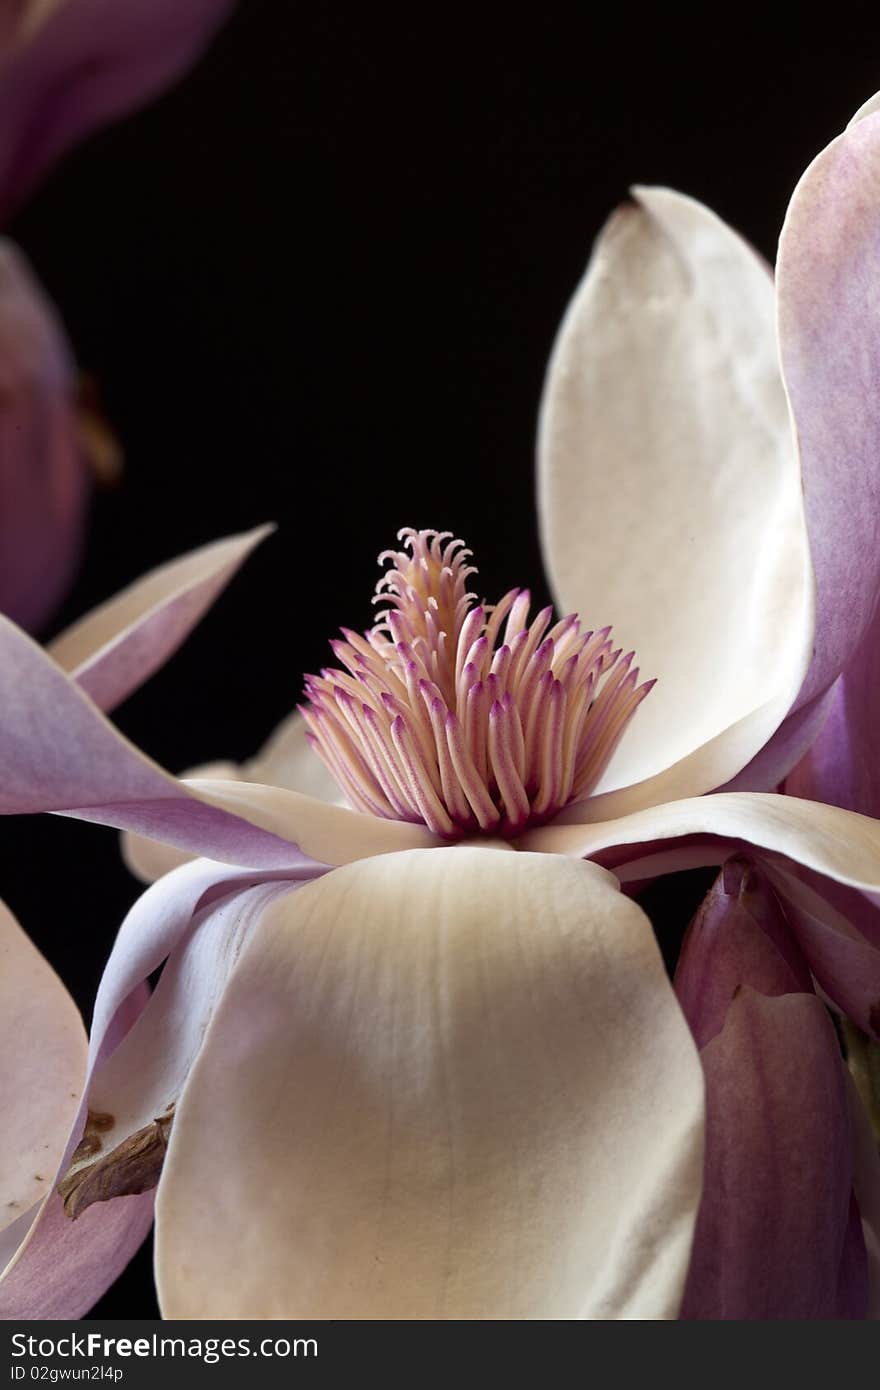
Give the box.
[49,526,274,713]
[538,187,812,800]
[680,989,863,1319]
[0,614,316,870]
[156,848,704,1319]
[0,239,87,630]
[0,899,85,1245]
[119,762,243,884]
[0,0,236,220]
[121,711,344,884]
[776,102,880,709]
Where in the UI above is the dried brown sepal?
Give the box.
[58,1106,174,1221]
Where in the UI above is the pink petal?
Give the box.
[2,858,316,1317]
[0,947,153,1318]
[0,239,88,630]
[0,612,314,870]
[0,1189,155,1319]
[720,684,838,793]
[0,897,85,1250]
[0,0,236,219]
[763,865,880,1040]
[674,858,811,1049]
[680,989,864,1319]
[776,107,880,708]
[786,605,880,818]
[49,525,274,713]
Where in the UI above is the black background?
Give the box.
[4,0,879,1317]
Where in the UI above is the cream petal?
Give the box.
[520,791,880,894]
[156,847,704,1320]
[120,716,344,884]
[538,186,812,800]
[0,898,85,1244]
[59,880,294,1220]
[188,778,441,865]
[48,526,273,713]
[849,90,880,127]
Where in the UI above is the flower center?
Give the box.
[301,528,653,838]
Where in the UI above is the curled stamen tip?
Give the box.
[304,527,652,839]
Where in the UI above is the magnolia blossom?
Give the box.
[3,96,880,1319]
[0,0,237,221]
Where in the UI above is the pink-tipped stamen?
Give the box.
[302,528,654,838]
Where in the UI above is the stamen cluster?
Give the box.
[301,529,653,837]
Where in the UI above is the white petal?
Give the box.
[848,91,880,127]
[156,847,704,1319]
[0,899,85,1245]
[59,881,293,1217]
[521,791,880,893]
[538,187,812,800]
[188,778,441,865]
